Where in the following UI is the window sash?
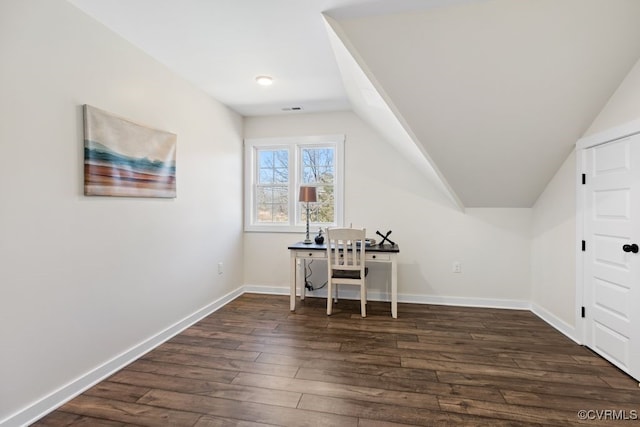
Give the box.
[297,145,336,225]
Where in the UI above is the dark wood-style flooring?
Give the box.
[34,293,640,426]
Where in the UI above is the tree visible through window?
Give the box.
[257,149,288,223]
[301,147,334,224]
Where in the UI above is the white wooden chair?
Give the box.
[326,227,369,317]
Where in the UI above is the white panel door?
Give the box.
[583,134,640,381]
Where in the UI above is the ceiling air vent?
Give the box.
[281,106,303,111]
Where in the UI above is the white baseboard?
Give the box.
[530,302,579,344]
[242,285,289,295]
[2,287,244,427]
[398,293,530,310]
[244,284,530,311]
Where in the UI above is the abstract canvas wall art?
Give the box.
[83,105,177,198]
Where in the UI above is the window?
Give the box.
[244,135,344,232]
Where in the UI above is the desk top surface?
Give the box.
[288,241,399,253]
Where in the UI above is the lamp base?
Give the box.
[303,204,313,244]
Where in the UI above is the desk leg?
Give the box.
[391,257,398,319]
[300,259,305,301]
[290,252,297,312]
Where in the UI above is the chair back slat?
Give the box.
[327,228,366,270]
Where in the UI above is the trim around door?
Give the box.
[575,118,640,347]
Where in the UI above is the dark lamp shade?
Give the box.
[298,186,317,203]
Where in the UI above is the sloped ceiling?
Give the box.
[66,0,640,208]
[326,0,640,206]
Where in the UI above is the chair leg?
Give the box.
[364,283,368,305]
[361,285,366,317]
[327,280,333,315]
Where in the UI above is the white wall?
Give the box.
[244,112,532,306]
[0,0,243,424]
[586,56,640,135]
[531,150,577,333]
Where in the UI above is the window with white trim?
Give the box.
[244,135,344,232]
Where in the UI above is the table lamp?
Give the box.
[299,186,317,244]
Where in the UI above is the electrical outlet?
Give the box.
[452,262,461,273]
[218,262,223,275]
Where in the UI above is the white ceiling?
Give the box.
[66,0,469,116]
[66,0,640,207]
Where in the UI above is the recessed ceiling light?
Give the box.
[255,75,273,86]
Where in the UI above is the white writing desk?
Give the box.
[288,241,400,318]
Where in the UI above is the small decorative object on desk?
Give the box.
[314,227,324,244]
[376,230,396,246]
[356,238,376,247]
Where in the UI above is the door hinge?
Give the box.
[582,174,586,185]
[581,306,586,318]
[581,240,586,251]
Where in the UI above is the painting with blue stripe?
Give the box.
[83,105,177,198]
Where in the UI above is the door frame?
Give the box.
[575,117,640,345]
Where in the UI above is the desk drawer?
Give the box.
[294,250,326,259]
[367,253,390,261]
